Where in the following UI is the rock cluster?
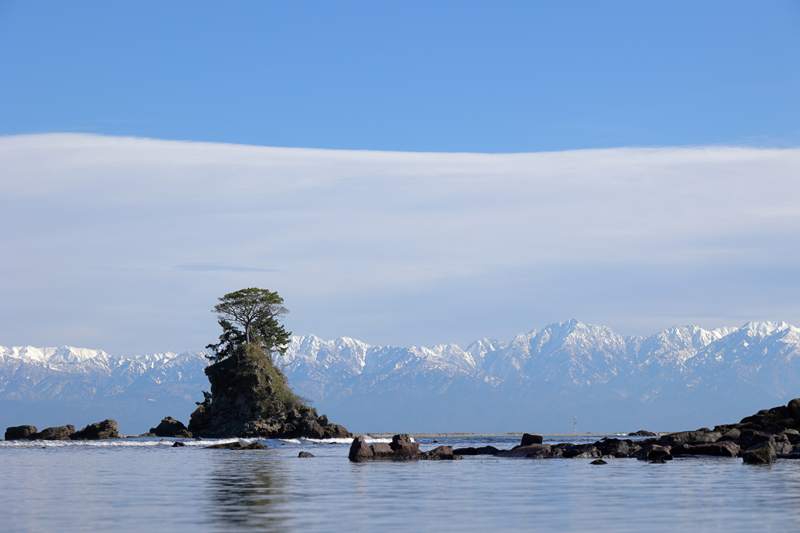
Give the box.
[349,434,461,461]
[188,346,350,439]
[452,399,800,465]
[4,420,118,441]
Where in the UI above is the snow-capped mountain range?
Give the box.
[0,346,208,434]
[3,320,800,434]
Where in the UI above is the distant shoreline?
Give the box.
[359,432,665,438]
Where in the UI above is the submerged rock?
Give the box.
[206,441,268,450]
[298,451,315,458]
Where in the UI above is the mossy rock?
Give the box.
[742,440,776,465]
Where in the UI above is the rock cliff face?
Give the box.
[188,345,350,439]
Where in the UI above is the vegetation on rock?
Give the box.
[190,288,350,439]
[206,288,290,365]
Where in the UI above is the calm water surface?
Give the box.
[1,436,799,532]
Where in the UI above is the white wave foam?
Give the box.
[297,437,352,444]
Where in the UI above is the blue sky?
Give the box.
[2,1,799,152]
[1,2,800,355]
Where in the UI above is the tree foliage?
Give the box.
[206,288,291,364]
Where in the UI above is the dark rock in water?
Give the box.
[419,445,461,460]
[742,441,776,464]
[5,425,38,441]
[672,441,740,457]
[636,444,673,462]
[454,447,478,456]
[777,451,800,459]
[628,430,656,437]
[349,436,374,462]
[33,425,75,441]
[475,445,500,455]
[172,441,186,447]
[590,459,607,465]
[390,434,420,456]
[567,445,600,459]
[150,417,192,438]
[298,451,315,458]
[596,438,629,458]
[662,429,721,444]
[207,441,245,450]
[520,433,543,446]
[559,444,600,459]
[370,442,394,457]
[453,445,500,456]
[496,443,552,458]
[188,345,350,439]
[194,437,203,441]
[71,420,118,440]
[206,441,268,450]
[350,435,460,462]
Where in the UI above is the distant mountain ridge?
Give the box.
[280,320,800,433]
[0,346,208,434]
[3,320,800,434]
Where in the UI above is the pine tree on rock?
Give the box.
[206,288,291,365]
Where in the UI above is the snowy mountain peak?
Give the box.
[0,345,111,365]
[740,321,792,338]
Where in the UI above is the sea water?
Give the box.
[2,435,799,532]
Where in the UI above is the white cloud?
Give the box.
[1,133,799,354]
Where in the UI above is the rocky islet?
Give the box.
[187,344,350,439]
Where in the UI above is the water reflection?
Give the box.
[204,451,289,531]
